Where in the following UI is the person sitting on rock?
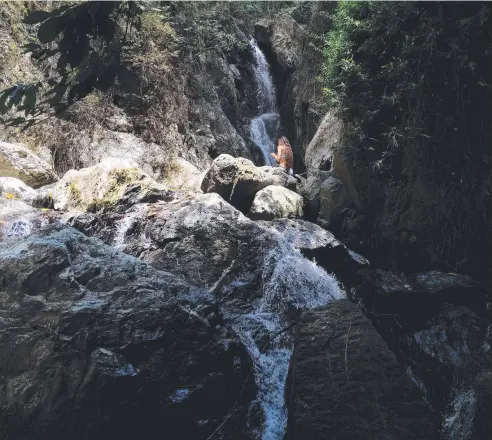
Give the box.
[271,136,294,175]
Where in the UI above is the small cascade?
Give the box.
[223,231,345,440]
[249,39,280,166]
[442,387,476,440]
[113,204,149,250]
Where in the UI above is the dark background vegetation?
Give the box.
[323,1,492,285]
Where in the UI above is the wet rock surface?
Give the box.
[142,193,280,286]
[0,192,59,242]
[2,153,490,440]
[258,218,369,280]
[354,269,492,439]
[0,224,255,440]
[286,300,437,440]
[64,191,347,439]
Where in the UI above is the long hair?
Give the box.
[278,136,292,150]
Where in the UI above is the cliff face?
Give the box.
[0,3,265,176]
[298,2,492,286]
[1,3,492,440]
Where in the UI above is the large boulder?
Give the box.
[200,154,296,211]
[0,224,255,440]
[299,169,331,220]
[302,113,361,225]
[0,177,38,201]
[304,111,344,172]
[286,300,436,440]
[248,185,304,221]
[77,130,169,179]
[75,131,203,191]
[354,269,492,439]
[0,141,56,188]
[35,158,172,212]
[319,174,352,227]
[142,193,278,285]
[165,157,203,193]
[67,192,346,297]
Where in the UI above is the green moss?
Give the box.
[68,182,81,206]
[85,168,144,212]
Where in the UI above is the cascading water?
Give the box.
[442,387,477,440]
[250,39,280,166]
[222,228,345,440]
[113,204,149,250]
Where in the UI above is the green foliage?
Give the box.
[173,2,252,55]
[171,1,300,56]
[129,9,179,67]
[323,2,492,170]
[323,1,492,275]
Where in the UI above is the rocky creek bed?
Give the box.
[0,150,490,440]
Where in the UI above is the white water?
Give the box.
[113,204,148,250]
[250,39,280,166]
[224,234,344,440]
[442,387,476,440]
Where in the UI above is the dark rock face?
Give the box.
[0,225,255,440]
[66,193,279,287]
[143,194,279,286]
[356,269,486,318]
[258,218,369,281]
[286,300,437,440]
[354,269,492,439]
[299,169,331,220]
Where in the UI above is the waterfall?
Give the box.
[222,230,345,440]
[250,39,280,166]
[113,204,149,250]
